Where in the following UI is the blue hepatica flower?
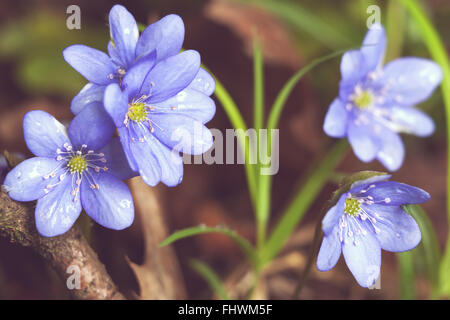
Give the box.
[3,107,135,237]
[103,47,215,187]
[63,4,216,188]
[323,24,442,171]
[63,4,195,115]
[317,174,429,287]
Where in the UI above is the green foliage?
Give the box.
[160,225,257,265]
[398,0,450,298]
[397,251,416,300]
[404,205,441,296]
[189,259,230,300]
[262,140,348,264]
[245,0,356,50]
[0,10,105,96]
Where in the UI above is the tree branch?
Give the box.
[0,186,125,300]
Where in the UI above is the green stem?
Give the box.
[190,259,229,300]
[385,0,406,62]
[397,251,416,300]
[255,48,350,262]
[398,0,450,297]
[253,37,264,132]
[266,49,350,131]
[262,140,348,264]
[398,0,450,224]
[214,79,258,210]
[252,35,266,249]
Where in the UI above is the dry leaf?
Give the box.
[205,0,302,68]
[126,177,186,299]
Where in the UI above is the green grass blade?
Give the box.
[189,259,229,300]
[213,77,258,210]
[439,240,450,297]
[247,0,353,49]
[262,140,348,264]
[404,205,441,296]
[252,36,267,248]
[397,251,416,300]
[398,0,450,297]
[160,225,256,265]
[253,36,264,131]
[385,0,406,62]
[399,0,450,229]
[251,45,351,260]
[266,48,349,132]
[255,48,350,254]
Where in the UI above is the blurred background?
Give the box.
[0,0,448,299]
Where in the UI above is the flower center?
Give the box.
[353,90,373,109]
[128,102,148,123]
[67,155,87,173]
[344,197,361,217]
[41,143,109,202]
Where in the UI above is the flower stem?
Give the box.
[398,0,450,226]
[262,139,349,265]
[214,79,259,211]
[397,251,416,300]
[398,0,450,297]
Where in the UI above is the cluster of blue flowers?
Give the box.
[3,5,215,237]
[1,5,441,289]
[324,24,442,171]
[318,24,441,287]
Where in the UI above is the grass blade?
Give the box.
[248,0,353,49]
[213,78,258,211]
[267,48,350,131]
[253,36,264,131]
[160,225,256,265]
[404,205,441,296]
[262,140,348,264]
[397,251,416,300]
[256,47,349,258]
[190,259,229,300]
[398,0,450,297]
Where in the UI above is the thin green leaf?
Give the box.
[267,48,350,132]
[439,240,450,297]
[252,35,266,248]
[404,205,440,295]
[190,259,229,300]
[262,140,348,264]
[397,251,416,300]
[385,0,406,62]
[213,77,258,211]
[247,0,353,49]
[253,36,264,131]
[398,0,450,296]
[160,225,256,264]
[256,47,350,253]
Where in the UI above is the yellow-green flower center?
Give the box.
[68,156,87,173]
[344,198,361,217]
[353,91,373,109]
[128,102,148,123]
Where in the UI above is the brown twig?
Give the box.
[0,188,125,299]
[0,151,125,300]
